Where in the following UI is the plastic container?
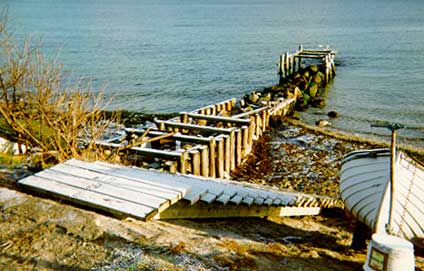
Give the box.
[363,233,415,271]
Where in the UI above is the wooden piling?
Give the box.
[199,145,209,177]
[235,128,242,165]
[165,161,177,174]
[255,113,261,138]
[241,126,249,157]
[216,136,224,178]
[230,129,236,170]
[208,136,216,178]
[223,135,231,176]
[248,116,255,150]
[298,44,303,70]
[179,151,188,174]
[285,52,289,77]
[189,150,200,176]
[279,54,284,83]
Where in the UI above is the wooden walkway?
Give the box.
[18,159,340,221]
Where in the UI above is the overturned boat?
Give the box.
[340,148,424,241]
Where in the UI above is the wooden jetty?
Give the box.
[96,97,297,180]
[18,159,341,221]
[278,45,336,84]
[17,45,340,221]
[90,46,336,181]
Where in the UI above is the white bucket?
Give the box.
[363,233,415,271]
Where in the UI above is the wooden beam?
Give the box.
[232,106,269,119]
[131,147,182,160]
[157,120,236,134]
[187,113,250,125]
[154,201,322,219]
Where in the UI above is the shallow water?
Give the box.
[3,0,424,148]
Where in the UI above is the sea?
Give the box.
[3,0,424,149]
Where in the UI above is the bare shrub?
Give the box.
[0,9,120,164]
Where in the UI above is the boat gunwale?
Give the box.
[341,148,390,165]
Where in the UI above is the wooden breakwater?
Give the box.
[100,97,296,180]
[278,45,336,84]
[98,46,336,180]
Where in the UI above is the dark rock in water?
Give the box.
[308,65,319,74]
[310,97,326,108]
[327,111,339,118]
[298,80,308,91]
[315,119,331,127]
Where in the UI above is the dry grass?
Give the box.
[0,9,120,165]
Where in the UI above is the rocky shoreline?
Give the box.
[1,119,423,270]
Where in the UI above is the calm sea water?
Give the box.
[3,0,424,148]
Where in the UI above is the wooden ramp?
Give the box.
[18,159,340,221]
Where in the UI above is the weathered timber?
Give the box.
[186,113,250,126]
[19,175,158,221]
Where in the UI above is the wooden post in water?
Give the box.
[279,54,284,84]
[298,44,303,70]
[284,52,289,77]
[180,112,189,124]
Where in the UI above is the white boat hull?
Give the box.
[340,149,424,241]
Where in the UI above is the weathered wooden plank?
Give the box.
[182,189,209,205]
[157,121,235,134]
[254,197,265,205]
[36,169,169,211]
[154,201,282,219]
[187,113,250,125]
[130,147,183,160]
[200,193,217,204]
[242,196,255,206]
[229,195,243,205]
[264,198,274,206]
[66,159,190,193]
[232,106,269,119]
[19,175,156,220]
[91,160,213,204]
[216,194,232,205]
[39,167,181,204]
[279,207,321,217]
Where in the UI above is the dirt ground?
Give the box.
[0,119,423,271]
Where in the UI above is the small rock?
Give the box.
[315,119,331,127]
[310,97,326,108]
[327,111,339,118]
